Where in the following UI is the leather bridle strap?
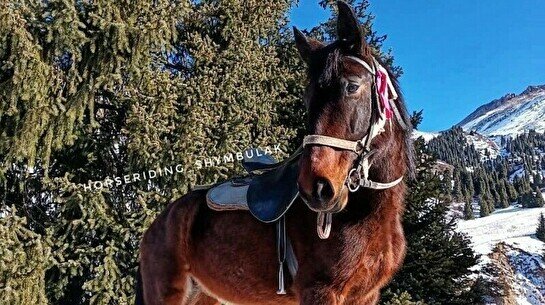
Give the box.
[345,56,375,75]
[302,134,367,153]
[359,175,404,190]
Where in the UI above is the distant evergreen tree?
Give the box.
[491,189,501,208]
[410,110,424,130]
[519,187,545,208]
[464,201,474,220]
[533,187,545,207]
[534,173,543,188]
[476,176,487,197]
[488,196,496,214]
[505,179,518,202]
[496,182,510,208]
[452,169,464,201]
[479,196,491,217]
[499,191,510,208]
[536,213,545,242]
[464,171,475,197]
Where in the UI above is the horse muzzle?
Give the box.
[298,180,349,213]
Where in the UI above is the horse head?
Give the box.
[295,1,412,214]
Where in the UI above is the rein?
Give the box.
[302,55,406,239]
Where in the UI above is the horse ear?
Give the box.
[293,27,322,63]
[336,1,364,53]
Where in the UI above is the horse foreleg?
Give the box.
[139,198,199,305]
[139,267,191,305]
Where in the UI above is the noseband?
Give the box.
[302,55,406,239]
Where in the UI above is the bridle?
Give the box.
[302,55,407,239]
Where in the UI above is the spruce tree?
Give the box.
[479,196,490,217]
[498,182,510,208]
[452,169,464,202]
[464,201,474,220]
[519,187,545,208]
[536,213,545,242]
[532,187,545,208]
[0,209,50,305]
[506,179,518,202]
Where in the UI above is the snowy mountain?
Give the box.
[458,85,545,136]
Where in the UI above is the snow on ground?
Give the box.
[506,246,545,305]
[457,205,545,258]
[412,130,440,142]
[465,132,501,160]
[456,203,545,304]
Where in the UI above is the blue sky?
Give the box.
[290,1,545,131]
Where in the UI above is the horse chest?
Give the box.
[332,222,403,294]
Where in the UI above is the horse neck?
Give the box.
[346,126,407,221]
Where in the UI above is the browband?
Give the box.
[345,56,375,75]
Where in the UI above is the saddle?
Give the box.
[203,147,302,294]
[206,147,301,222]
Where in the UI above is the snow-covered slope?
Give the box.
[465,131,501,161]
[411,130,439,142]
[458,85,545,136]
[456,203,545,305]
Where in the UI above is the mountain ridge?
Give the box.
[457,85,545,136]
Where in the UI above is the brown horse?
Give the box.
[137,2,414,305]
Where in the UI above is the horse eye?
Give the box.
[346,83,359,94]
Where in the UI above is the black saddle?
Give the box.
[246,152,300,223]
[206,147,301,223]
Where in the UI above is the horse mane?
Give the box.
[376,56,416,179]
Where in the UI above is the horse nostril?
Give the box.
[313,178,334,202]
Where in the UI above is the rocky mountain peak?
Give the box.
[458,84,545,136]
[521,84,545,95]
